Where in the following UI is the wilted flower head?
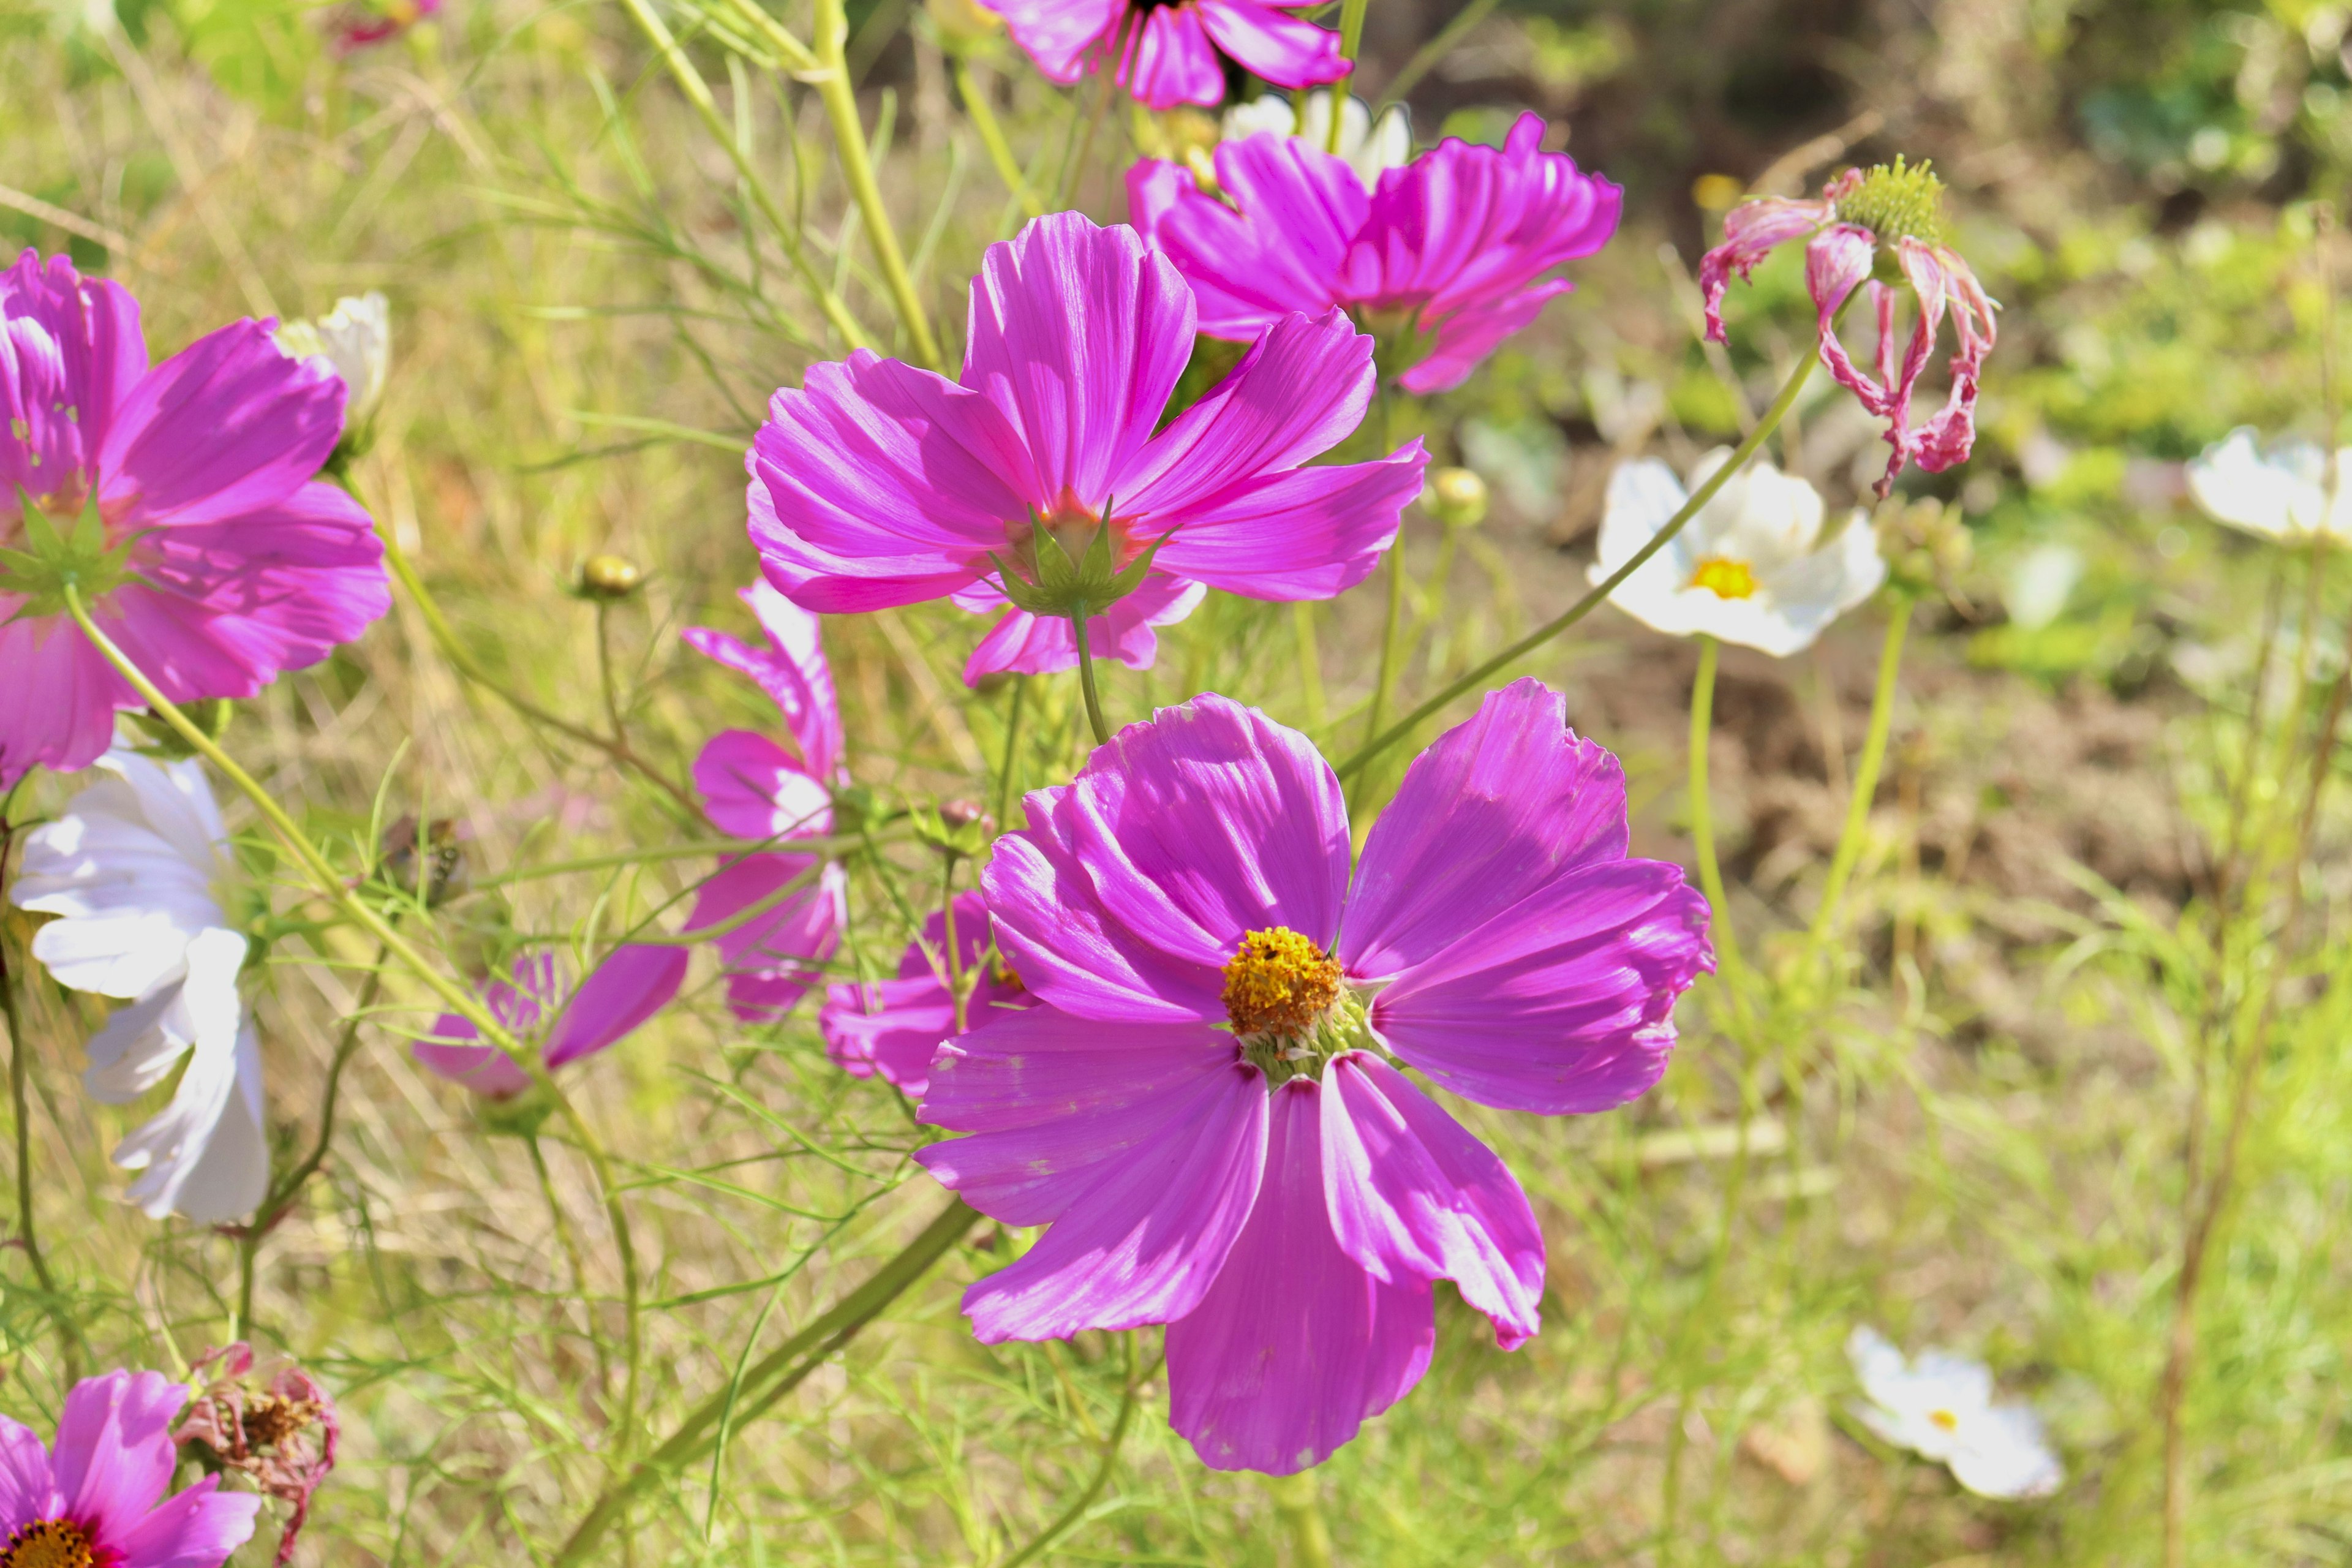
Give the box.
[0,251,388,787]
[1847,1326,2064,1499]
[1698,159,1998,498]
[1592,450,1885,655]
[1219,92,1411,190]
[2186,427,2352,543]
[0,1368,259,1568]
[413,946,687,1098]
[274,292,390,436]
[12,750,268,1222]
[981,0,1346,110]
[918,683,1711,1472]
[820,889,1035,1095]
[1129,113,1621,393]
[176,1343,339,1567]
[746,213,1423,685]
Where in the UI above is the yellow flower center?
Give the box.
[1689,556,1758,599]
[1221,928,1342,1039]
[0,1519,96,1568]
[1928,1408,1961,1433]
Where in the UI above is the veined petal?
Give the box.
[1194,0,1349,87]
[979,0,1120,82]
[821,892,1033,1095]
[1807,224,1883,409]
[693,731,835,842]
[686,855,845,1022]
[1698,192,1833,342]
[0,1413,55,1533]
[955,573,1205,686]
[112,1475,262,1568]
[0,612,131,788]
[51,1369,186,1544]
[1322,1054,1544,1347]
[83,984,190,1103]
[1126,140,1356,337]
[1398,281,1567,394]
[1344,679,1629,979]
[1372,858,1711,1113]
[125,1020,267,1224]
[1121,4,1226,109]
[1166,1078,1435,1474]
[545,945,688,1069]
[684,581,845,778]
[1,249,147,499]
[1143,441,1426,601]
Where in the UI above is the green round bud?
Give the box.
[578,554,644,600]
[1423,467,1490,529]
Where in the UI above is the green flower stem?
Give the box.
[942,863,970,1034]
[477,834,884,888]
[1325,0,1371,151]
[1686,636,1750,998]
[1293,601,1328,728]
[0,837,81,1378]
[812,0,945,370]
[1072,605,1112,746]
[993,1335,1142,1567]
[956,59,1042,220]
[1335,354,1817,783]
[997,674,1030,831]
[1357,541,1410,804]
[1265,1470,1335,1568]
[554,1193,979,1566]
[1804,597,1913,956]
[59,584,647,1468]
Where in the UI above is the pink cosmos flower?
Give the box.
[918,681,1712,1473]
[680,581,848,1020]
[746,213,1425,687]
[175,1343,338,1568]
[0,1368,260,1568]
[819,889,1035,1096]
[982,0,1346,111]
[0,251,388,788]
[412,946,687,1097]
[331,0,442,51]
[1697,162,1998,497]
[1127,113,1621,394]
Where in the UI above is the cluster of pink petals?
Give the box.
[413,946,688,1097]
[745,213,1425,687]
[1128,113,1621,394]
[0,251,388,788]
[916,681,1712,1473]
[1698,171,1999,497]
[331,0,442,52]
[680,582,849,1021]
[0,1369,259,1568]
[982,0,1344,110]
[175,1343,338,1568]
[820,889,1035,1096]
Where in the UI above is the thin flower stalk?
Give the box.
[812,0,945,369]
[1685,636,1750,998]
[1323,0,1371,152]
[0,825,81,1376]
[993,1336,1144,1568]
[1804,597,1914,956]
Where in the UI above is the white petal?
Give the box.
[315,292,391,420]
[2188,428,2328,540]
[108,930,260,1221]
[1593,458,1699,588]
[28,911,198,1001]
[1948,1404,2064,1499]
[1221,96,1295,141]
[83,982,195,1103]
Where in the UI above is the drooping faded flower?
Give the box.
[680,581,849,1020]
[274,292,390,437]
[982,0,1346,110]
[1698,159,1997,499]
[0,1368,260,1568]
[412,946,687,1097]
[176,1343,339,1567]
[819,889,1035,1096]
[1128,113,1621,394]
[1847,1327,2064,1500]
[1220,92,1411,190]
[11,750,267,1222]
[747,213,1425,686]
[2185,427,2352,543]
[1592,450,1885,655]
[918,683,1712,1473]
[0,251,389,788]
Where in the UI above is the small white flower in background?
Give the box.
[10,751,267,1223]
[275,292,391,432]
[2000,543,2083,631]
[1220,92,1412,189]
[1591,449,1886,656]
[2187,427,2352,542]
[1846,1326,2064,1500]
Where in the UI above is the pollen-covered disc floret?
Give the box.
[1,1519,96,1568]
[1688,556,1758,600]
[1221,927,1343,1040]
[1833,157,1948,247]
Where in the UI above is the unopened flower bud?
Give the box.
[913,799,994,859]
[578,554,643,600]
[1423,467,1489,529]
[939,798,991,832]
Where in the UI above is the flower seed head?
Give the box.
[578,554,643,599]
[1221,927,1342,1039]
[1835,156,1948,246]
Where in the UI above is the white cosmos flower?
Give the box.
[1847,1326,2063,1501]
[2187,427,2352,542]
[10,752,266,1223]
[1591,449,1886,657]
[274,291,391,431]
[1220,92,1412,190]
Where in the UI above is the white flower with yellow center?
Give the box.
[1220,93,1412,190]
[2187,427,2352,543]
[1591,449,1885,656]
[11,751,266,1223]
[274,292,391,432]
[1846,1326,2063,1500]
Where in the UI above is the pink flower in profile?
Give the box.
[0,1368,260,1568]
[747,213,1425,687]
[0,251,388,788]
[982,0,1345,111]
[1128,113,1621,394]
[917,682,1712,1474]
[175,1343,339,1567]
[331,0,442,51]
[680,582,848,1021]
[1697,159,1998,497]
[412,946,687,1097]
[819,890,1035,1096]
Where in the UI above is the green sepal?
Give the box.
[984,506,1176,620]
[1,484,138,620]
[477,1081,558,1138]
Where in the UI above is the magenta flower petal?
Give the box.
[684,581,844,778]
[1142,442,1425,600]
[918,1006,1268,1337]
[821,890,1033,1094]
[413,954,564,1097]
[116,1476,262,1568]
[1372,859,1712,1114]
[1,250,145,492]
[1125,142,1359,336]
[1123,4,1227,108]
[980,0,1119,81]
[52,1369,184,1540]
[962,213,1196,504]
[1165,1079,1434,1474]
[1322,1054,1544,1348]
[1194,0,1349,87]
[1697,181,1845,344]
[0,618,134,785]
[956,574,1205,686]
[1343,679,1630,979]
[693,731,834,842]
[686,853,845,1022]
[1396,279,1569,395]
[100,319,343,527]
[0,1417,50,1528]
[545,945,689,1069]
